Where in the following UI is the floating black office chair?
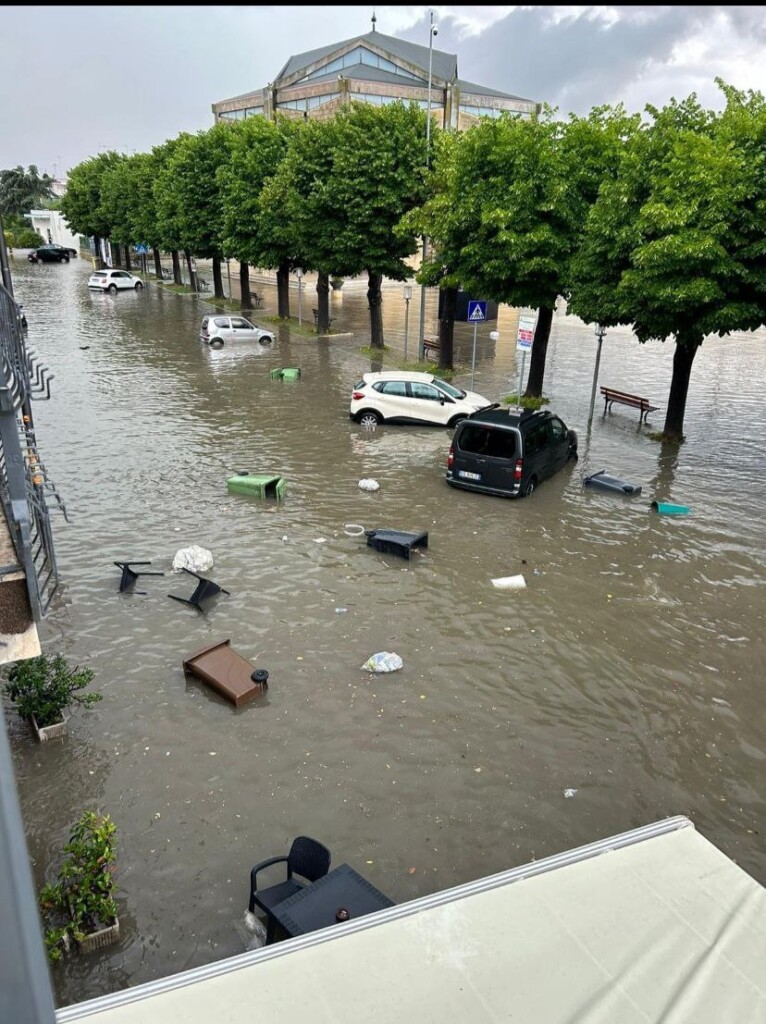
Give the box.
[248,836,331,944]
[168,568,230,612]
[114,561,164,595]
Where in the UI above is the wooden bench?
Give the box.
[312,308,335,329]
[601,387,658,425]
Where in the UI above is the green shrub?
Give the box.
[502,393,550,410]
[4,654,100,727]
[39,811,118,962]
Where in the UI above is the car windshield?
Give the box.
[433,377,465,399]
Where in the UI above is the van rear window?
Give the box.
[457,425,517,459]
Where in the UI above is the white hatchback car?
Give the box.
[88,269,144,293]
[349,371,492,428]
[199,315,275,348]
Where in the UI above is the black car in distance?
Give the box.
[27,244,77,263]
[447,407,578,498]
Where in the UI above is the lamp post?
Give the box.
[403,284,412,360]
[588,323,607,422]
[295,267,304,326]
[417,10,437,361]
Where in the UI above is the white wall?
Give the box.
[27,210,81,251]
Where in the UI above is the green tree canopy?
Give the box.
[60,152,123,240]
[569,83,766,438]
[0,165,55,217]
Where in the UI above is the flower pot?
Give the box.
[78,918,120,954]
[30,714,68,743]
[330,278,344,291]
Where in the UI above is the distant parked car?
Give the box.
[27,244,76,263]
[349,371,492,428]
[447,407,578,498]
[88,269,144,293]
[199,315,275,348]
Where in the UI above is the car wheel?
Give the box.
[523,477,537,498]
[108,283,118,294]
[448,414,467,429]
[210,338,224,349]
[258,335,274,345]
[62,256,70,262]
[568,447,578,462]
[358,410,381,428]
[135,281,143,291]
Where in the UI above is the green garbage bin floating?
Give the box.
[227,474,286,500]
[651,501,690,516]
[269,367,301,380]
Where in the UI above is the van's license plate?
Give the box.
[458,470,481,481]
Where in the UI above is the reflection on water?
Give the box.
[9,256,766,1006]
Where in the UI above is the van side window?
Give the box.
[525,422,551,455]
[551,417,567,443]
[458,425,517,459]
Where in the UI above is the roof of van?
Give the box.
[464,407,549,428]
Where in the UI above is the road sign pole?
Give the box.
[471,322,478,390]
[517,352,526,409]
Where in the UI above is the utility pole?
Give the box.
[417,10,437,361]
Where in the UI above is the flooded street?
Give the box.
[8,255,765,1006]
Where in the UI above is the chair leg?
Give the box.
[266,915,276,945]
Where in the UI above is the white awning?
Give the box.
[59,817,766,1024]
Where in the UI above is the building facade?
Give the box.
[212,28,539,128]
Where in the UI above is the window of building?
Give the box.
[277,93,340,112]
[351,93,443,112]
[298,46,425,84]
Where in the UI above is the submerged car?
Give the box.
[349,371,492,428]
[199,315,275,348]
[447,407,578,498]
[88,269,144,292]
[27,244,75,263]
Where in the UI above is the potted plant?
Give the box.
[39,811,119,961]
[330,277,344,291]
[3,654,101,742]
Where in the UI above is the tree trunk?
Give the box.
[663,336,701,440]
[112,242,122,267]
[171,250,182,285]
[153,246,163,279]
[239,261,252,309]
[212,256,225,299]
[367,271,384,349]
[524,303,554,398]
[316,271,330,332]
[277,260,290,318]
[124,246,131,271]
[184,250,196,291]
[438,285,458,370]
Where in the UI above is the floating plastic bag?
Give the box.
[361,651,403,673]
[172,545,214,574]
[358,479,380,491]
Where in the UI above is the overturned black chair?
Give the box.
[168,568,230,612]
[114,561,164,595]
[249,836,331,944]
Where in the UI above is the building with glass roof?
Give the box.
[212,26,539,127]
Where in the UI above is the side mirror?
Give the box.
[439,396,445,404]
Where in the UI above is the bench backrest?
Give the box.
[601,387,650,405]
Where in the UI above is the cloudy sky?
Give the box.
[3,5,765,177]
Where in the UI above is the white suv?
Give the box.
[199,315,275,348]
[349,371,492,428]
[88,269,144,292]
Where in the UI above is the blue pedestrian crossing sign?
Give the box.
[467,300,487,322]
[134,244,148,254]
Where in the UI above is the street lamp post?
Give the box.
[588,323,607,422]
[295,267,304,326]
[417,10,437,361]
[403,284,412,360]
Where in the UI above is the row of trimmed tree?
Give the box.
[61,80,766,439]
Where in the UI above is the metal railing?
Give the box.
[0,280,65,620]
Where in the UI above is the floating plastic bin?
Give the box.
[183,639,268,708]
[584,471,642,496]
[365,529,428,560]
[651,501,690,516]
[227,474,286,500]
[282,367,301,381]
[269,368,284,380]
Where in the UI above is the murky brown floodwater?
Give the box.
[7,256,765,1007]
